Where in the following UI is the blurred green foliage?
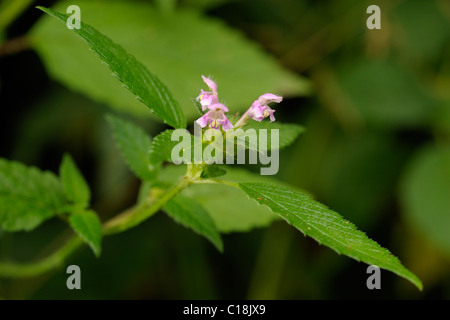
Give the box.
[0,0,450,299]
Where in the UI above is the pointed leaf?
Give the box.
[60,154,90,208]
[201,165,226,179]
[69,210,103,257]
[0,158,66,231]
[238,182,422,290]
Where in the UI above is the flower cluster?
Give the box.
[195,75,282,131]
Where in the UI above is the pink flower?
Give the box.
[196,75,219,111]
[248,93,283,122]
[196,103,233,131]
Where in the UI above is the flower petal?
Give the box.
[196,112,210,127]
[202,75,218,92]
[258,93,283,105]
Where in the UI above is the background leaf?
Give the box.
[106,114,154,181]
[36,6,186,128]
[164,195,223,252]
[69,210,103,257]
[31,0,309,120]
[232,121,304,152]
[60,153,90,209]
[158,166,285,232]
[0,158,66,231]
[238,182,422,290]
[401,145,450,256]
[337,59,433,129]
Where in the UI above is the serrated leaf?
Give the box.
[238,182,422,290]
[36,6,186,129]
[106,114,154,181]
[164,195,223,252]
[337,60,433,129]
[0,158,66,231]
[31,1,309,120]
[69,210,103,257]
[60,154,90,208]
[401,145,450,256]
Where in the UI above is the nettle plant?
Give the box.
[0,7,422,290]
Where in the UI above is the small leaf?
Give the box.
[69,210,103,257]
[60,154,90,208]
[238,182,422,290]
[164,195,223,252]
[0,158,66,231]
[106,114,154,181]
[201,165,226,179]
[337,60,433,129]
[193,98,204,116]
[36,6,186,129]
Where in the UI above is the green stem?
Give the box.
[0,0,34,34]
[0,166,200,278]
[0,237,82,278]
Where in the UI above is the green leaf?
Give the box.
[31,1,309,120]
[106,114,154,181]
[192,98,203,116]
[60,154,90,209]
[316,133,407,229]
[0,158,66,231]
[401,145,450,257]
[201,165,226,179]
[159,166,282,232]
[238,182,422,290]
[229,121,304,153]
[164,195,223,252]
[36,6,186,129]
[69,210,103,257]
